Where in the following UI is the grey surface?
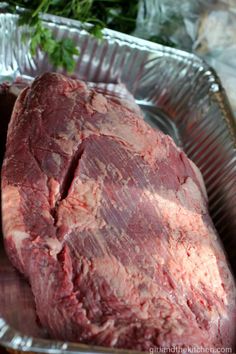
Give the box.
[0,10,236,354]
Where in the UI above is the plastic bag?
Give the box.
[134,0,236,116]
[195,7,236,114]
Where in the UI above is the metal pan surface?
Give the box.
[0,10,235,354]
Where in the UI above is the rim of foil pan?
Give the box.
[0,7,236,354]
[0,7,235,137]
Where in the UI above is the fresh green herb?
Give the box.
[6,1,181,72]
[49,39,80,73]
[6,0,139,73]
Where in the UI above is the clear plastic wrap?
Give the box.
[134,0,236,115]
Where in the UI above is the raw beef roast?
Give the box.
[0,80,28,164]
[1,73,236,351]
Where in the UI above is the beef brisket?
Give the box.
[0,80,27,164]
[1,73,236,351]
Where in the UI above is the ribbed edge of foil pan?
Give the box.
[0,9,236,354]
[0,318,144,354]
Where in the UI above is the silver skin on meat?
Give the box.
[1,73,236,351]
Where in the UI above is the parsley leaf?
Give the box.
[6,0,139,73]
[49,39,79,73]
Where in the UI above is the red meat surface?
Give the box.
[1,73,236,352]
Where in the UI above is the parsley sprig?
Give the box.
[6,0,139,73]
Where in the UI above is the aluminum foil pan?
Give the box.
[0,9,236,354]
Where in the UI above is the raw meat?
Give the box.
[0,80,27,164]
[1,73,236,352]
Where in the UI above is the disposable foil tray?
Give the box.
[0,9,236,354]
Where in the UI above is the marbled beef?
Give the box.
[1,73,236,351]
